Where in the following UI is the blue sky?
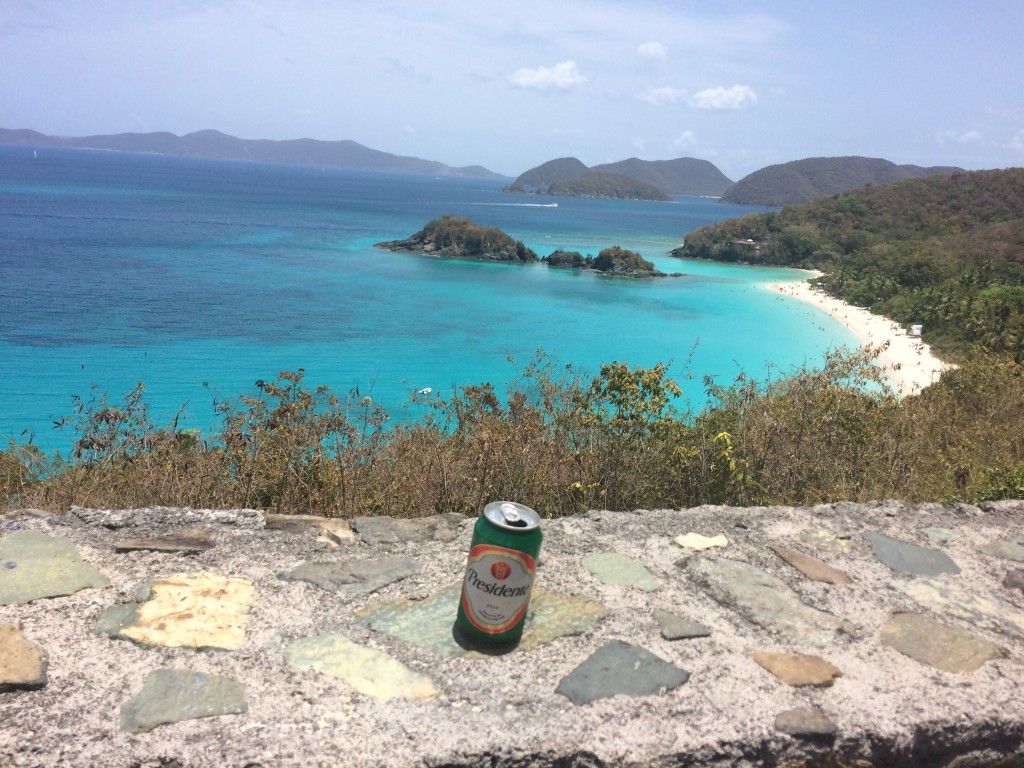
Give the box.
[2,0,1023,179]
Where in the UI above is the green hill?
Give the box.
[506,157,589,191]
[675,168,1024,360]
[507,156,732,199]
[721,156,963,206]
[547,172,671,201]
[591,157,733,196]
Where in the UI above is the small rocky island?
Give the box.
[546,246,675,278]
[375,215,540,263]
[375,216,679,278]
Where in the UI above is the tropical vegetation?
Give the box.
[677,168,1024,361]
[3,348,1023,517]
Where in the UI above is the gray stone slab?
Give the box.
[862,531,960,576]
[0,530,110,605]
[683,557,854,646]
[350,513,466,544]
[72,506,263,529]
[114,532,214,553]
[278,557,421,594]
[652,609,710,640]
[355,583,609,658]
[775,705,837,739]
[897,577,1024,640]
[119,669,247,733]
[265,514,356,545]
[920,527,965,545]
[0,623,48,691]
[582,552,660,592]
[879,613,1007,673]
[1005,569,1024,594]
[978,539,1024,563]
[555,640,689,705]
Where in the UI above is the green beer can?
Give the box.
[456,501,543,645]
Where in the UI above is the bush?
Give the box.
[4,349,1023,516]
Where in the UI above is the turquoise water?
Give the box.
[0,145,858,451]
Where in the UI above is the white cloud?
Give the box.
[937,129,982,144]
[689,84,758,111]
[671,131,698,153]
[508,60,586,90]
[637,41,667,61]
[639,86,687,106]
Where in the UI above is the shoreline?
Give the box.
[765,274,953,397]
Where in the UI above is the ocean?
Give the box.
[0,145,857,452]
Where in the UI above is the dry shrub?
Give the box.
[3,349,1023,516]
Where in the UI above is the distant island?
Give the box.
[375,216,677,278]
[2,127,972,207]
[721,156,964,206]
[505,156,733,200]
[507,153,967,207]
[0,127,507,179]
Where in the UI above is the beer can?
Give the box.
[456,501,543,645]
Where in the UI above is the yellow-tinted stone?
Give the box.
[750,651,842,687]
[771,546,853,585]
[283,634,437,700]
[675,533,729,550]
[897,578,1024,640]
[0,623,48,690]
[117,571,254,651]
[880,612,1007,673]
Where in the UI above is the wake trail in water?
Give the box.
[472,202,559,208]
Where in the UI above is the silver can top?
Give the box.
[483,501,541,531]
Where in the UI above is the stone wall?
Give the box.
[1,500,1023,767]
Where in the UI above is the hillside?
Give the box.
[507,157,589,191]
[0,127,506,179]
[721,156,963,206]
[547,172,671,201]
[591,157,734,196]
[674,168,1024,360]
[507,156,732,199]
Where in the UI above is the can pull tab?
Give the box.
[500,502,528,527]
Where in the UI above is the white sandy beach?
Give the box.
[765,275,954,398]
